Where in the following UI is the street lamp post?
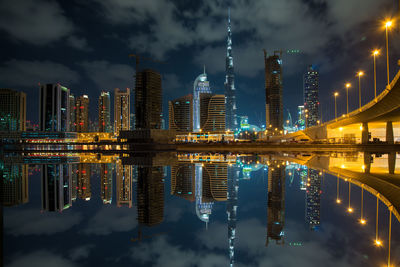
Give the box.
[334,92,339,121]
[375,197,381,246]
[357,71,364,110]
[372,50,380,100]
[385,20,393,86]
[345,83,351,114]
[348,182,353,213]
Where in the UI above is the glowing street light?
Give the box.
[347,182,353,213]
[345,83,351,114]
[334,92,339,121]
[336,176,341,204]
[359,187,366,225]
[384,20,393,86]
[372,49,380,100]
[388,207,393,267]
[357,71,364,110]
[375,197,381,246]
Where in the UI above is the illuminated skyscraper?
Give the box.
[305,169,321,231]
[39,84,70,132]
[75,95,89,132]
[41,164,72,212]
[0,89,26,131]
[224,9,238,131]
[227,166,239,267]
[266,162,285,246]
[200,94,225,133]
[171,164,195,201]
[203,164,228,201]
[193,69,211,132]
[135,69,162,129]
[296,105,306,130]
[304,65,319,127]
[195,164,213,226]
[116,161,132,207]
[98,91,111,132]
[77,164,91,201]
[169,94,193,133]
[101,163,112,204]
[137,166,164,226]
[1,164,28,206]
[69,94,76,132]
[114,88,130,134]
[264,51,283,130]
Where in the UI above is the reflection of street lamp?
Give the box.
[372,50,380,100]
[334,92,339,121]
[384,20,393,86]
[336,176,341,204]
[388,207,393,267]
[347,182,353,213]
[375,197,382,246]
[345,83,351,114]
[360,187,366,225]
[357,71,364,110]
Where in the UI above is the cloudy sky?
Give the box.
[0,0,399,125]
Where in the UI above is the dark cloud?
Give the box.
[0,59,80,88]
[69,244,95,261]
[4,208,82,236]
[0,0,74,45]
[67,36,91,51]
[8,251,77,267]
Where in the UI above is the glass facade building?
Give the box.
[193,71,211,132]
[304,65,320,127]
[169,94,193,133]
[0,89,26,132]
[98,91,112,132]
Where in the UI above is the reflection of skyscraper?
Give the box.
[77,164,91,201]
[69,94,76,132]
[0,89,26,131]
[299,166,307,190]
[71,164,77,201]
[101,163,113,204]
[135,70,162,129]
[41,164,72,212]
[169,94,193,133]
[195,164,213,225]
[137,166,164,226]
[264,51,283,130]
[203,164,228,201]
[200,94,226,133]
[224,9,238,131]
[114,88,130,134]
[266,163,285,245]
[193,70,211,132]
[99,91,111,132]
[39,84,70,132]
[303,65,319,127]
[116,161,132,207]
[1,164,28,206]
[171,164,195,201]
[75,95,89,132]
[227,166,239,267]
[305,169,321,231]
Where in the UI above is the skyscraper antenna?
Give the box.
[203,64,206,75]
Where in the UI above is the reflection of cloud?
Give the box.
[8,250,76,267]
[5,209,82,236]
[69,244,95,261]
[131,236,227,267]
[83,205,137,235]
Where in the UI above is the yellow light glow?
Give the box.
[341,164,345,168]
[362,165,366,170]
[360,219,367,225]
[385,20,393,28]
[360,125,363,130]
[348,207,353,213]
[358,71,364,77]
[375,239,382,246]
[346,83,351,88]
[334,92,339,96]
[339,127,343,131]
[336,199,341,204]
[373,49,380,56]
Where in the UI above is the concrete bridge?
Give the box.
[286,69,400,144]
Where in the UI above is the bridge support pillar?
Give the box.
[361,122,369,144]
[363,152,371,174]
[386,121,394,144]
[388,152,396,174]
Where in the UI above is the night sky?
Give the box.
[0,0,399,126]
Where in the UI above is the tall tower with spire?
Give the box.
[224,8,237,131]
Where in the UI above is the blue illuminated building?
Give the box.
[193,67,211,132]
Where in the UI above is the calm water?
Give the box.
[2,153,400,267]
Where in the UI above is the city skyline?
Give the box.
[1,0,398,127]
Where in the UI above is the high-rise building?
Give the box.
[266,162,285,246]
[130,113,136,130]
[101,163,112,204]
[41,164,72,212]
[264,51,283,130]
[1,164,28,206]
[0,89,26,131]
[75,95,89,132]
[171,164,195,201]
[296,105,306,130]
[202,164,228,201]
[69,94,76,132]
[169,94,193,133]
[227,166,239,267]
[137,166,164,226]
[193,69,211,132]
[304,65,319,127]
[39,84,70,132]
[98,91,111,132]
[114,88,130,134]
[116,160,132,207]
[195,164,213,225]
[305,169,321,231]
[77,164,91,201]
[200,94,225,133]
[224,9,238,131]
[135,69,162,129]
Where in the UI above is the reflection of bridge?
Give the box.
[266,153,400,222]
[289,70,400,144]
